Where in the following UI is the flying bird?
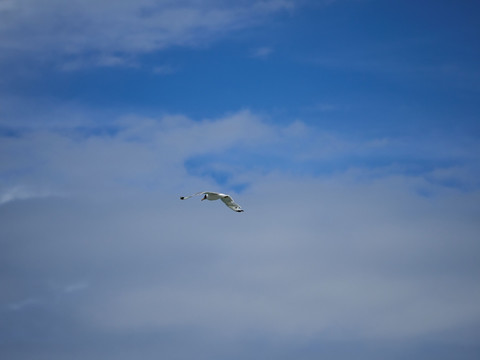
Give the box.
[180,191,244,212]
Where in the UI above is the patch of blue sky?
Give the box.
[1,1,478,139]
[0,126,22,138]
[4,52,476,141]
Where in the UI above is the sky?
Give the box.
[1,0,480,359]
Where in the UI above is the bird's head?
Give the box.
[201,194,207,201]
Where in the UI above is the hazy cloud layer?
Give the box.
[1,110,480,359]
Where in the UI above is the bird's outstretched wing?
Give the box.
[180,191,207,200]
[221,195,244,212]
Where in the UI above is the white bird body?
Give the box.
[180,191,244,212]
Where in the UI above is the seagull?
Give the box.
[180,191,244,212]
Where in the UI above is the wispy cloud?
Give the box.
[152,64,177,75]
[0,0,296,68]
[7,297,42,312]
[63,281,90,294]
[5,281,89,314]
[251,46,274,59]
[303,102,341,113]
[0,186,58,206]
[59,54,139,71]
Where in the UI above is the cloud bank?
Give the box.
[1,109,480,359]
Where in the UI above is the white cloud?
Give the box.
[1,108,480,352]
[4,169,478,342]
[1,108,478,198]
[71,172,480,340]
[0,0,296,67]
[0,185,57,205]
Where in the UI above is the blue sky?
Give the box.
[1,1,480,359]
